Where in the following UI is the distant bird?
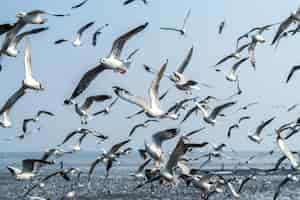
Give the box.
[92,24,109,46]
[22,110,54,133]
[237,102,258,111]
[123,0,148,5]
[160,9,191,36]
[71,0,89,9]
[128,119,159,137]
[272,6,300,45]
[114,60,178,120]
[218,20,226,34]
[7,159,53,180]
[88,139,131,180]
[286,65,300,83]
[68,95,112,124]
[238,116,251,124]
[248,117,276,144]
[59,128,108,150]
[214,43,249,67]
[287,104,298,112]
[64,22,148,104]
[195,101,236,125]
[227,124,239,138]
[56,21,95,47]
[145,128,179,168]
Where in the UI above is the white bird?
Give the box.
[68,95,112,124]
[276,133,299,169]
[7,159,53,180]
[64,22,148,104]
[195,101,236,125]
[114,60,178,119]
[248,117,275,144]
[160,9,191,36]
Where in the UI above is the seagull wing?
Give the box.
[88,158,102,182]
[152,128,179,145]
[209,101,236,120]
[22,118,35,133]
[109,139,131,154]
[149,60,168,110]
[215,54,235,66]
[60,130,79,145]
[37,110,54,117]
[75,21,95,42]
[71,0,89,9]
[110,22,148,58]
[272,15,294,45]
[14,27,48,47]
[67,64,107,101]
[180,106,198,124]
[0,85,26,114]
[182,9,191,29]
[128,124,144,137]
[286,65,300,83]
[177,46,193,74]
[273,176,292,200]
[255,117,276,136]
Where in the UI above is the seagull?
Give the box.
[128,119,159,137]
[5,27,48,57]
[68,95,112,124]
[214,43,249,67]
[71,0,89,9]
[236,23,277,48]
[286,65,300,83]
[92,24,109,46]
[273,174,299,200]
[92,97,119,116]
[218,20,226,34]
[227,124,239,138]
[22,110,54,133]
[23,168,78,197]
[23,38,44,90]
[216,57,249,82]
[195,101,236,125]
[144,128,179,168]
[160,8,191,36]
[276,132,299,169]
[56,21,95,46]
[114,60,178,120]
[64,22,148,104]
[125,89,169,119]
[248,34,265,69]
[7,159,54,180]
[272,6,300,45]
[248,117,275,144]
[88,139,131,180]
[123,0,148,5]
[59,128,108,150]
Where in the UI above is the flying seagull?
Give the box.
[216,57,249,82]
[55,21,95,46]
[114,60,178,119]
[22,110,54,134]
[123,0,148,5]
[128,119,159,137]
[286,65,300,83]
[218,20,226,34]
[195,101,236,125]
[248,117,276,144]
[68,95,112,124]
[88,139,131,180]
[64,22,148,104]
[71,0,89,9]
[7,159,54,180]
[160,9,191,36]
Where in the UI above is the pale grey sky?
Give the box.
[1,0,300,152]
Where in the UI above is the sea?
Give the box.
[0,151,300,200]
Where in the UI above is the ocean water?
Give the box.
[0,152,300,200]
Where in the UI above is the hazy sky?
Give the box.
[1,0,300,152]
